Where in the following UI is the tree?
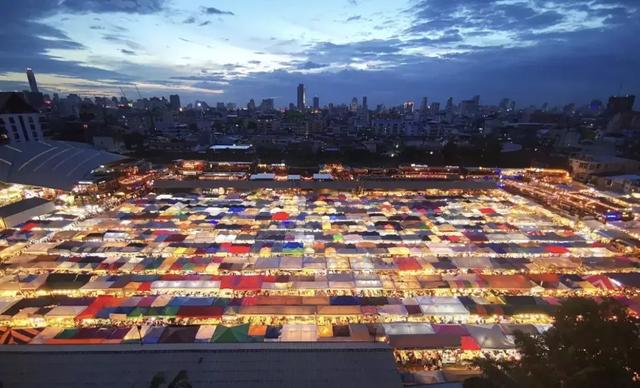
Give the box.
[469,299,640,388]
[167,370,192,388]
[149,372,165,388]
[443,140,458,164]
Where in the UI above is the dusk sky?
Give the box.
[0,0,638,107]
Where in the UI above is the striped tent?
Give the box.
[0,327,42,344]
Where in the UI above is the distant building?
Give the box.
[169,94,181,110]
[570,154,640,181]
[313,96,319,110]
[0,92,43,143]
[606,95,635,116]
[420,97,428,112]
[297,83,305,111]
[26,67,39,94]
[446,97,454,112]
[350,97,358,112]
[260,98,274,112]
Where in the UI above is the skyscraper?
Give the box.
[420,97,428,112]
[313,96,319,110]
[606,95,635,115]
[297,83,305,111]
[26,68,39,94]
[362,96,368,111]
[350,97,358,112]
[169,94,181,110]
[446,97,454,112]
[260,98,274,111]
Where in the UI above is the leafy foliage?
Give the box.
[468,298,640,388]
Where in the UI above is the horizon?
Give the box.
[0,0,638,106]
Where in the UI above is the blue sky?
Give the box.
[0,0,638,107]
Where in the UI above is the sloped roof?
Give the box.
[0,140,127,190]
[0,92,37,114]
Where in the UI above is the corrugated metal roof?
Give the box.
[0,140,127,190]
[0,197,51,218]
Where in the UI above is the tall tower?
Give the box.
[26,68,39,94]
[297,83,305,111]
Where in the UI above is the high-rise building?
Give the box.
[0,92,44,143]
[169,94,181,110]
[499,98,510,111]
[430,102,440,114]
[350,97,358,112]
[247,99,256,111]
[403,101,414,113]
[297,83,305,111]
[362,96,368,111]
[420,97,428,112]
[260,98,274,111]
[26,68,39,94]
[446,97,454,112]
[313,96,319,110]
[606,95,635,115]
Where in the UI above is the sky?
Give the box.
[0,0,638,107]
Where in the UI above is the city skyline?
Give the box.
[0,0,639,105]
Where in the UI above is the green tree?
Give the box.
[469,299,640,388]
[167,370,192,388]
[149,372,165,388]
[442,140,458,164]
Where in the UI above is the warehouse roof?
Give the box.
[0,140,127,190]
[0,197,51,218]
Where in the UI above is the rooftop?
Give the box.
[0,197,50,218]
[0,92,37,115]
[0,140,127,190]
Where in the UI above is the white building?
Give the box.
[0,92,43,144]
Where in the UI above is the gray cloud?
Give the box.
[202,7,234,16]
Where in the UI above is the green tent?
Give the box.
[211,324,252,343]
[127,307,147,318]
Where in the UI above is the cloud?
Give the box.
[183,16,196,24]
[346,15,361,22]
[293,61,330,70]
[102,34,141,50]
[0,0,168,87]
[1,0,639,106]
[199,20,211,26]
[202,7,234,16]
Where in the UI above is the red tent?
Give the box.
[176,306,224,319]
[221,243,251,254]
[544,245,569,254]
[220,275,240,289]
[235,276,263,290]
[394,257,422,271]
[461,335,481,351]
[75,296,126,321]
[271,212,289,221]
